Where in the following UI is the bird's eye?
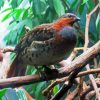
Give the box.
[68,15,73,18]
[68,15,71,17]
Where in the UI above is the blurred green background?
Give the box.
[0,0,99,100]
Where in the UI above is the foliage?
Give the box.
[0,0,99,100]
[0,89,7,99]
[15,88,27,100]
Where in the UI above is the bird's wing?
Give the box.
[15,24,56,53]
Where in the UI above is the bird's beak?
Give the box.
[75,16,80,22]
[73,16,80,28]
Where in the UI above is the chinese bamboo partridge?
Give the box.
[7,13,80,77]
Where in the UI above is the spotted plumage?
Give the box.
[7,13,80,77]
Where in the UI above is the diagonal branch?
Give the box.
[0,40,99,89]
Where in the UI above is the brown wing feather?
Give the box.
[15,24,56,53]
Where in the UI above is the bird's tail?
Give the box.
[7,56,26,78]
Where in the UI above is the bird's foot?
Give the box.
[35,65,59,81]
[41,66,59,81]
[42,65,58,75]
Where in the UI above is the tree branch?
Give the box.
[0,40,99,89]
[43,68,100,96]
[80,78,100,99]
[85,88,100,100]
[50,66,83,100]
[84,3,100,99]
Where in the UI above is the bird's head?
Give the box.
[59,13,80,24]
[53,13,80,41]
[53,13,80,31]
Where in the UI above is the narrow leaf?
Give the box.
[82,0,88,5]
[0,89,7,99]
[53,0,65,16]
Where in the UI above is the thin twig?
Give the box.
[65,88,78,100]
[84,3,99,50]
[42,77,67,96]
[85,88,100,100]
[2,47,14,53]
[43,68,100,96]
[77,68,100,77]
[94,58,98,68]
[80,78,100,99]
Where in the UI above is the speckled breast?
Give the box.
[19,37,76,66]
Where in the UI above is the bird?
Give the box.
[7,13,80,78]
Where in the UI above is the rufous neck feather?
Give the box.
[52,18,74,31]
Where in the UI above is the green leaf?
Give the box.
[0,0,4,9]
[53,0,65,16]
[23,19,33,28]
[32,0,46,16]
[78,4,85,15]
[15,88,27,100]
[0,89,7,99]
[1,11,13,22]
[22,8,29,19]
[7,22,17,30]
[96,14,100,28]
[32,17,40,26]
[35,82,46,100]
[32,0,41,16]
[26,66,37,75]
[46,0,54,8]
[70,0,78,9]
[10,0,18,8]
[19,0,29,8]
[1,8,12,13]
[4,30,17,45]
[82,0,88,5]
[13,9,23,20]
[11,20,25,31]
[96,13,100,36]
[87,0,94,12]
[10,52,16,60]
[17,0,23,6]
[53,85,59,94]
